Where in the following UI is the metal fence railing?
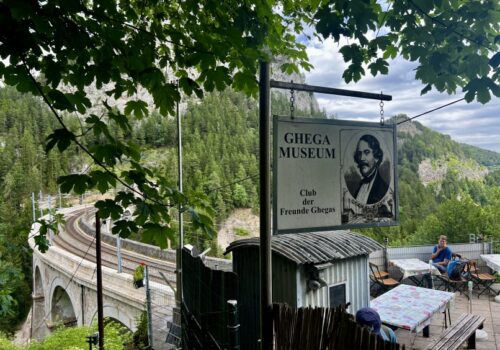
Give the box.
[369,240,496,274]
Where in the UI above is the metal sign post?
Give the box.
[258,61,272,350]
[258,70,392,350]
[145,265,153,348]
[95,214,104,350]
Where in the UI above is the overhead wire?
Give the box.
[396,97,466,125]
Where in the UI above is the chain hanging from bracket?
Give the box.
[379,91,385,126]
[290,80,295,119]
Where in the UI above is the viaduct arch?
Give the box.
[29,212,175,349]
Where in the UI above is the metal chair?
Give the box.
[369,262,399,295]
[469,260,496,297]
[369,262,389,279]
[436,260,470,298]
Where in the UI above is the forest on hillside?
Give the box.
[0,86,499,333]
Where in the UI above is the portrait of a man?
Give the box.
[341,132,394,224]
[353,134,389,205]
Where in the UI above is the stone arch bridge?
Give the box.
[30,206,176,349]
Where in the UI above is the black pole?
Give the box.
[95,214,104,350]
[269,80,392,101]
[259,60,272,350]
[81,285,85,325]
[383,237,389,272]
[227,300,240,349]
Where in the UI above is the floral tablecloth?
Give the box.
[390,258,441,279]
[370,284,455,333]
[480,254,500,273]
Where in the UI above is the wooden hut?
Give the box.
[225,230,383,350]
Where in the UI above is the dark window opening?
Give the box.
[329,283,346,308]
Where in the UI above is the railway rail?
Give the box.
[52,208,177,286]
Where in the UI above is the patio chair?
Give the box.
[369,262,389,279]
[469,260,496,297]
[436,260,470,297]
[369,262,399,295]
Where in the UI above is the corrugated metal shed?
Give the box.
[225,230,383,265]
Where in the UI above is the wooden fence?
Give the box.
[273,303,405,350]
[182,247,239,349]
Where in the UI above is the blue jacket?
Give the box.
[432,246,452,264]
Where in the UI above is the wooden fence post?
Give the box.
[227,300,240,349]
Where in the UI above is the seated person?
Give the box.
[430,235,452,273]
[447,255,469,280]
[355,307,397,343]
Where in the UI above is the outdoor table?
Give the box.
[390,258,441,287]
[371,284,455,338]
[480,254,500,295]
[480,254,500,273]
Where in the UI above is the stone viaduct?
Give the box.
[30,207,176,350]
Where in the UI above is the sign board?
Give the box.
[273,116,398,234]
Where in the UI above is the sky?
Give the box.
[301,37,500,153]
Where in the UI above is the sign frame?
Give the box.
[272,116,399,234]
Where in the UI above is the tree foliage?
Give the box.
[361,116,500,246]
[0,319,132,350]
[0,87,73,332]
[0,0,497,250]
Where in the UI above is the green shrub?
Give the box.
[132,312,150,350]
[234,227,250,237]
[0,336,22,350]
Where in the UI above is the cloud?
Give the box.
[301,37,500,153]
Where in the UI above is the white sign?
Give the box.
[273,116,398,233]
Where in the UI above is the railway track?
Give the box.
[52,208,177,286]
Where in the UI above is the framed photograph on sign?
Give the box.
[273,116,398,234]
[341,131,395,225]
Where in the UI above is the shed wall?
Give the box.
[232,248,261,350]
[297,256,369,314]
[233,248,299,350]
[272,254,298,307]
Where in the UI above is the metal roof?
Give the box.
[225,230,384,265]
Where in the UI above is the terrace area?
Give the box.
[369,239,500,349]
[394,292,500,349]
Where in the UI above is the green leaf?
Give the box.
[106,107,131,132]
[57,174,92,194]
[95,199,124,220]
[115,191,137,207]
[421,84,432,95]
[34,234,50,253]
[47,90,75,111]
[125,100,149,119]
[187,207,215,237]
[178,77,202,97]
[89,170,117,193]
[90,144,123,166]
[5,69,38,94]
[45,128,76,152]
[152,84,179,116]
[383,45,398,59]
[122,141,141,162]
[65,91,92,114]
[490,52,500,68]
[142,223,173,249]
[343,63,365,83]
[464,78,492,104]
[86,115,112,139]
[111,220,138,238]
[476,87,491,104]
[368,58,389,76]
[233,71,258,96]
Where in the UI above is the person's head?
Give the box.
[438,235,447,248]
[356,307,382,335]
[354,135,383,178]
